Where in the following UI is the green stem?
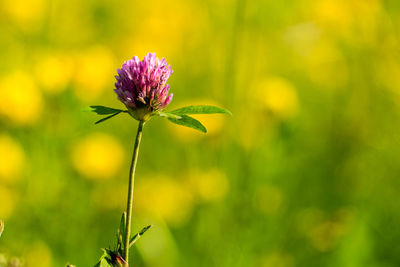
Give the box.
[124,120,144,264]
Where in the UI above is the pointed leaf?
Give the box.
[170,105,231,115]
[119,212,126,239]
[117,212,126,255]
[94,250,113,267]
[95,111,122,124]
[129,225,152,247]
[99,258,113,267]
[168,115,207,133]
[89,105,125,115]
[157,111,182,120]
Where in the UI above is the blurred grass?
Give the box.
[1,0,400,266]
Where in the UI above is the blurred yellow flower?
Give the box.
[121,0,208,58]
[24,241,52,267]
[257,77,299,119]
[71,133,124,180]
[0,134,25,184]
[314,0,352,33]
[376,39,400,96]
[313,0,381,44]
[73,46,115,102]
[136,176,194,226]
[169,100,227,141]
[0,185,17,219]
[187,169,229,203]
[253,184,285,215]
[305,40,348,89]
[46,0,94,45]
[0,71,43,125]
[1,0,45,32]
[34,53,74,94]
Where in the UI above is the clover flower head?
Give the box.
[114,53,173,121]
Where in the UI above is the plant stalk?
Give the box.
[124,120,144,264]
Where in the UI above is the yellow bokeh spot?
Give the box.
[305,40,348,89]
[34,53,74,94]
[313,0,381,43]
[0,186,17,219]
[71,133,124,180]
[0,71,43,125]
[74,46,115,101]
[169,100,227,141]
[136,176,194,226]
[2,0,45,32]
[376,39,400,97]
[0,134,25,184]
[187,169,229,202]
[121,0,208,58]
[25,241,52,267]
[314,0,353,32]
[253,184,285,215]
[193,113,226,135]
[258,77,299,119]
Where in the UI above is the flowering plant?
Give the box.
[87,53,230,267]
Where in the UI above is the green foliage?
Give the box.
[167,114,207,133]
[116,213,126,255]
[129,225,152,247]
[162,105,231,133]
[157,111,182,120]
[87,106,127,124]
[95,112,123,124]
[93,214,150,267]
[88,105,231,132]
[170,105,231,115]
[94,249,128,267]
[93,249,113,267]
[88,106,125,115]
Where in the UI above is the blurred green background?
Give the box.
[1,0,400,266]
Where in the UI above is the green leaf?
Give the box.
[129,225,152,247]
[99,258,113,267]
[157,111,182,120]
[119,212,126,239]
[88,105,125,115]
[94,249,124,267]
[95,111,122,124]
[168,115,207,133]
[94,250,113,267]
[170,105,231,115]
[0,220,4,238]
[116,212,126,255]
